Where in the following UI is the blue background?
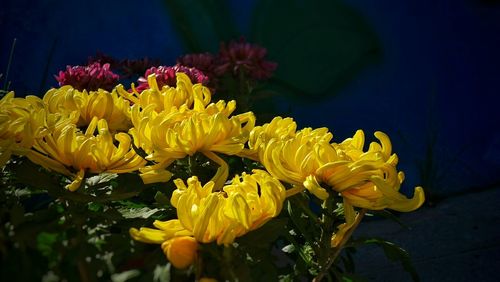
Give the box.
[1,0,499,200]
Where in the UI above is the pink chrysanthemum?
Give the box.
[214,38,277,80]
[134,65,209,92]
[55,62,119,92]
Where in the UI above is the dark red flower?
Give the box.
[54,62,119,91]
[119,57,161,78]
[214,38,277,80]
[87,51,118,69]
[134,65,209,92]
[177,52,217,80]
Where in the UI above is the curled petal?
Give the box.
[303,175,329,200]
[161,236,198,269]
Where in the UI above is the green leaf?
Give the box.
[88,202,103,212]
[85,173,118,187]
[339,273,369,282]
[153,263,171,282]
[369,210,411,230]
[12,158,59,191]
[251,0,380,98]
[340,247,356,273]
[359,238,420,282]
[118,207,161,219]
[111,270,141,282]
[154,191,171,206]
[10,202,25,226]
[36,232,59,257]
[237,217,288,248]
[282,244,295,254]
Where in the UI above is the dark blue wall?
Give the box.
[1,0,499,198]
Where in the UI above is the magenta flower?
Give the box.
[214,38,277,80]
[55,62,119,91]
[134,65,209,92]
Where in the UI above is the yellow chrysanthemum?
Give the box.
[27,117,146,191]
[313,130,424,211]
[303,130,424,246]
[118,72,211,113]
[130,101,255,186]
[43,85,131,131]
[241,116,297,161]
[130,170,286,267]
[259,126,332,198]
[171,171,286,245]
[0,92,60,165]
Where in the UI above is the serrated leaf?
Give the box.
[85,173,118,187]
[118,207,161,219]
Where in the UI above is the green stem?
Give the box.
[223,245,238,281]
[2,38,16,93]
[313,209,366,282]
[237,71,251,113]
[316,196,336,278]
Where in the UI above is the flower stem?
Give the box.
[313,209,367,282]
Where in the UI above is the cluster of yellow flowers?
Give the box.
[0,72,424,269]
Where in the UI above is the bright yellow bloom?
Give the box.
[304,130,424,245]
[260,126,332,186]
[27,117,146,191]
[43,85,131,131]
[130,170,286,266]
[314,130,424,212]
[130,102,255,186]
[258,126,424,246]
[0,92,57,165]
[118,73,211,113]
[171,170,286,245]
[242,116,297,161]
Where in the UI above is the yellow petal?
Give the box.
[303,175,329,200]
[65,169,85,192]
[161,236,198,269]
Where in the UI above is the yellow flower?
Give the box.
[118,72,212,113]
[27,117,146,191]
[161,236,198,269]
[242,116,297,161]
[43,85,131,131]
[130,170,286,265]
[0,92,55,165]
[171,170,286,245]
[259,126,332,195]
[314,130,424,212]
[130,102,255,186]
